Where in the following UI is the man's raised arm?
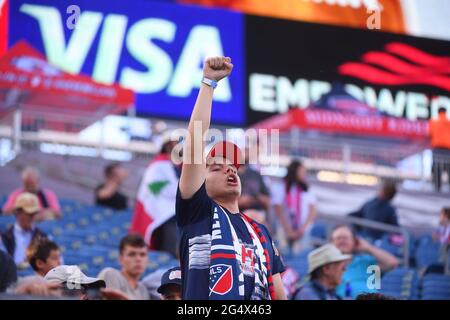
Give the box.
[179,56,233,199]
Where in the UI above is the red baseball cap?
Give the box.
[206,141,243,169]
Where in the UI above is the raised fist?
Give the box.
[203,56,233,82]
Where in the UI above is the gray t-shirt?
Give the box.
[98,268,149,300]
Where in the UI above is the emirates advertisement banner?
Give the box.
[245,15,450,139]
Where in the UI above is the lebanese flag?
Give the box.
[130,154,178,247]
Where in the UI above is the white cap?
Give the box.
[308,244,352,274]
[44,265,105,289]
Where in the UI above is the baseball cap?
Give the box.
[44,265,105,289]
[307,244,352,274]
[206,141,243,169]
[14,192,40,215]
[157,267,181,294]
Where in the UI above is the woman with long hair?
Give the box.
[274,160,317,253]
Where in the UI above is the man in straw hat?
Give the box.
[293,244,351,300]
[0,192,47,265]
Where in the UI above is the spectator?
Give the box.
[4,239,62,297]
[2,167,61,220]
[0,250,17,292]
[330,225,399,299]
[98,234,149,300]
[293,244,351,300]
[131,130,182,258]
[238,141,271,228]
[429,107,450,192]
[349,181,398,240]
[26,239,61,278]
[177,56,286,300]
[0,193,48,265]
[4,265,127,300]
[95,163,128,210]
[157,267,182,300]
[273,160,317,252]
[45,265,127,300]
[434,207,450,246]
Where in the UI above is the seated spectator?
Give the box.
[3,265,127,299]
[95,163,128,210]
[26,239,61,278]
[349,181,398,240]
[434,207,450,246]
[0,193,48,265]
[98,234,149,300]
[273,160,317,253]
[5,239,61,296]
[0,250,17,292]
[293,244,351,300]
[157,267,182,300]
[331,225,399,299]
[2,167,61,220]
[45,265,127,300]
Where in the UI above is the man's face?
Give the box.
[23,173,39,193]
[323,261,348,288]
[161,284,182,300]
[16,210,35,230]
[37,249,62,276]
[331,227,355,255]
[119,245,148,278]
[205,158,241,201]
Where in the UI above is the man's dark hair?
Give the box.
[381,181,397,201]
[119,234,147,254]
[285,159,308,192]
[105,163,120,178]
[356,292,396,300]
[27,239,59,272]
[438,107,447,114]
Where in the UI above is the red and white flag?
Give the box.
[130,154,178,247]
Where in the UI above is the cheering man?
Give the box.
[176,56,286,300]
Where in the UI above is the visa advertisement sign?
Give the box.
[8,0,245,125]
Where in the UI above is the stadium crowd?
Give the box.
[0,56,449,301]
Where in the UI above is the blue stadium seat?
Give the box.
[379,268,419,300]
[283,248,312,278]
[0,215,15,231]
[421,274,450,300]
[415,234,441,270]
[375,234,416,266]
[310,222,328,240]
